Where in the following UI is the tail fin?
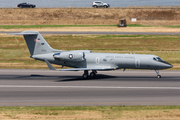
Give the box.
[12,31,54,56]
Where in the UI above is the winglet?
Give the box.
[44,59,56,70]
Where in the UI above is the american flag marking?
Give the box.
[34,38,40,42]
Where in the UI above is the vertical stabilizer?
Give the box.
[12,31,54,56]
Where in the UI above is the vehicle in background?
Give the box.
[117,19,127,27]
[92,1,110,8]
[17,3,36,8]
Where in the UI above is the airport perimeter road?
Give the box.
[0,69,180,106]
[2,31,180,35]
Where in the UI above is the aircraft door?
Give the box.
[95,57,100,64]
[135,59,140,68]
[110,58,115,68]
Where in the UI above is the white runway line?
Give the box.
[0,85,180,89]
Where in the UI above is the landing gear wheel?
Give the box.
[83,74,88,79]
[157,75,161,78]
[90,72,96,77]
[82,70,88,79]
[155,70,161,79]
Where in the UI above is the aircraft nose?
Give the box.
[163,61,173,68]
[167,64,173,68]
[169,64,173,68]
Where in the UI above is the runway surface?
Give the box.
[0,69,180,106]
[1,31,180,35]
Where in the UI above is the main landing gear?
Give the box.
[155,70,161,78]
[82,70,97,79]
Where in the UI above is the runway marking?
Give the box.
[1,85,180,89]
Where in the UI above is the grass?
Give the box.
[0,8,180,25]
[0,25,116,29]
[127,24,152,27]
[0,106,180,120]
[0,34,180,69]
[166,25,180,28]
[0,24,154,29]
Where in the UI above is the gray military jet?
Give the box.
[11,31,173,79]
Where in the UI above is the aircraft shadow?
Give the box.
[0,74,178,82]
[56,74,178,82]
[57,74,119,82]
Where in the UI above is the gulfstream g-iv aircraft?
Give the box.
[11,31,173,79]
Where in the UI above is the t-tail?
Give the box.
[11,31,62,57]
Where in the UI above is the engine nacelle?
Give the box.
[53,52,85,62]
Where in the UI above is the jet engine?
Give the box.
[53,52,86,62]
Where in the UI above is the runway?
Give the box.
[2,31,180,35]
[0,69,180,106]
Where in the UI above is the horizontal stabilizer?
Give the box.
[8,31,39,35]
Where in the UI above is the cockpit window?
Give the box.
[153,57,163,61]
[156,57,163,61]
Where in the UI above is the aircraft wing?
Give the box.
[57,68,116,71]
[44,59,117,71]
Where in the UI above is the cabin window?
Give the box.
[103,59,107,62]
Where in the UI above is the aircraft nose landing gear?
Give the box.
[155,70,161,78]
[157,75,161,78]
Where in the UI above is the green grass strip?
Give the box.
[166,25,180,28]
[0,106,180,111]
